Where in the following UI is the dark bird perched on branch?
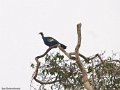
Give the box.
[39,32,67,49]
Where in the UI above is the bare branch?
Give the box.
[33,23,94,90]
[74,23,94,90]
[87,54,104,64]
[35,44,58,61]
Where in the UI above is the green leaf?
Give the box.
[87,66,92,73]
[50,71,55,75]
[58,71,64,77]
[42,69,49,75]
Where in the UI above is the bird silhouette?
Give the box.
[39,32,66,49]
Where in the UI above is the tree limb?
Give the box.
[33,23,94,90]
[74,23,94,90]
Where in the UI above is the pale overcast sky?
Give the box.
[0,0,120,89]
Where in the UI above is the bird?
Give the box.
[39,32,67,49]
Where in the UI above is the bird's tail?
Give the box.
[60,43,67,49]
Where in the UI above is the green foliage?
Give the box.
[31,63,35,68]
[32,52,120,90]
[37,52,84,89]
[94,56,120,90]
[87,66,92,73]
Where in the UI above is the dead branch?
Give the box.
[87,54,104,64]
[35,44,58,61]
[33,23,94,90]
[74,23,94,90]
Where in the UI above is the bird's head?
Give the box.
[39,32,44,36]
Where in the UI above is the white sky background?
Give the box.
[0,0,120,89]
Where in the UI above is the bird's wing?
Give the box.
[46,37,58,42]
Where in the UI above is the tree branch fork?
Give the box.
[33,23,94,90]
